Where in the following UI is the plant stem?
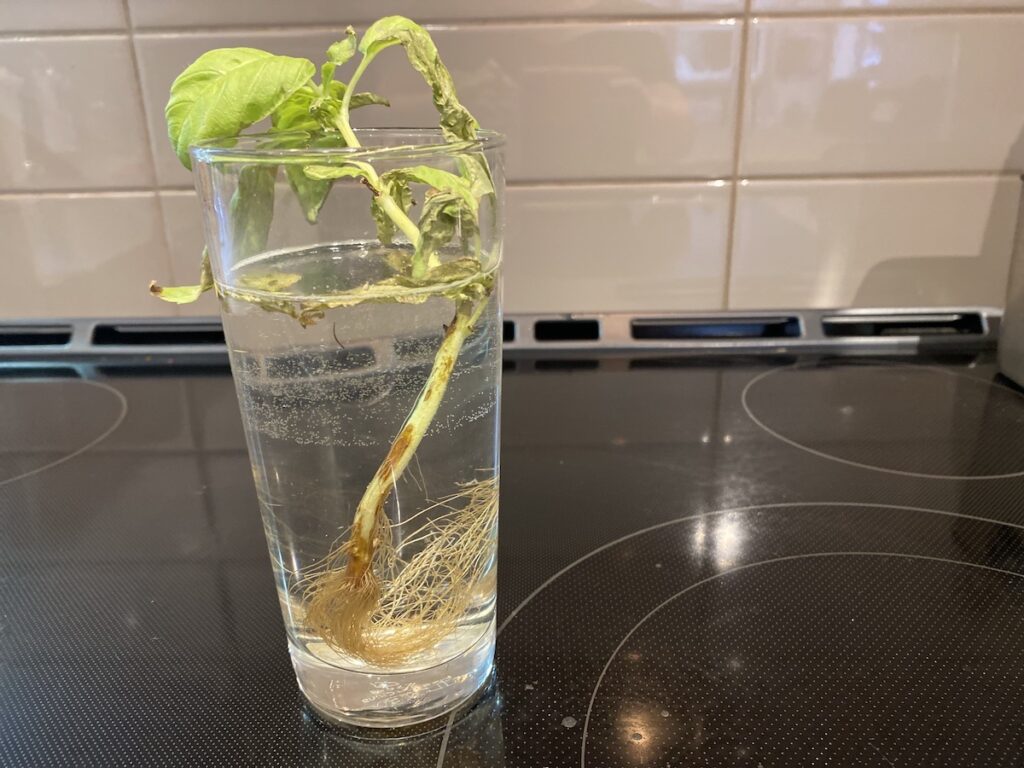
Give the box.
[337,55,371,148]
[331,54,422,251]
[378,189,422,249]
[344,296,488,580]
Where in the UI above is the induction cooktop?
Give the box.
[2,310,1023,767]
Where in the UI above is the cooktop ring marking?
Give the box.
[496,501,1024,638]
[483,502,1024,768]
[435,711,457,768]
[0,379,127,488]
[741,363,1024,480]
[579,551,1024,768]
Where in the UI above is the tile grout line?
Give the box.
[0,171,1019,199]
[4,8,1024,42]
[116,7,1024,36]
[748,5,1024,19]
[738,169,1024,181]
[131,17,738,35]
[120,0,182,310]
[5,6,1024,42]
[722,0,755,310]
[0,188,162,198]
[0,31,127,41]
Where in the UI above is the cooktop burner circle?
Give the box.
[0,378,126,486]
[492,503,1024,768]
[742,362,1024,479]
[582,553,1024,768]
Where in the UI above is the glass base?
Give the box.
[291,620,495,729]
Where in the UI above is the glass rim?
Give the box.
[190,127,505,165]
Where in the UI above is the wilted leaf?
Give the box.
[358,16,478,143]
[415,190,479,269]
[219,257,490,326]
[348,91,390,109]
[150,248,215,304]
[238,271,302,292]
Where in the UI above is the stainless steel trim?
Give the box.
[0,308,1001,361]
[821,313,963,325]
[504,307,999,354]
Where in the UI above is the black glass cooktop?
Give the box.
[2,352,1024,767]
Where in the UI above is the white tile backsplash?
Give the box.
[135,22,740,187]
[742,16,1024,176]
[505,183,730,313]
[128,0,743,27]
[3,7,1024,319]
[0,37,154,192]
[3,0,125,33]
[0,193,173,318]
[729,177,1020,309]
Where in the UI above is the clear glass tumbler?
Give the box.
[190,129,504,727]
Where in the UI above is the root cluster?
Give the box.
[303,476,498,665]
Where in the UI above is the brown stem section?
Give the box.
[343,297,484,580]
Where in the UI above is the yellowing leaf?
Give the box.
[238,271,303,292]
[150,248,215,304]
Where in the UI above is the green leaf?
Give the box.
[286,158,331,224]
[384,165,475,211]
[372,174,413,244]
[327,27,358,68]
[358,16,479,143]
[271,85,319,133]
[272,82,387,135]
[269,85,386,224]
[415,190,477,268]
[320,62,335,89]
[262,129,331,222]
[310,85,388,127]
[303,161,379,228]
[321,27,356,87]
[459,154,494,200]
[231,165,277,257]
[150,248,215,304]
[348,91,390,109]
[166,48,315,169]
[264,131,338,223]
[304,161,377,183]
